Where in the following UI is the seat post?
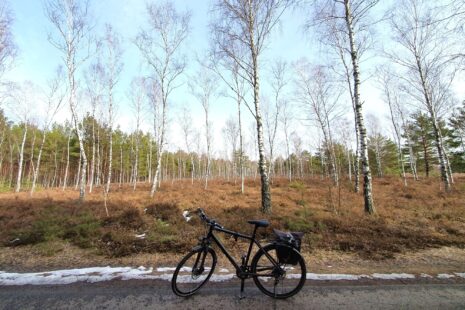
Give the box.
[251,225,258,239]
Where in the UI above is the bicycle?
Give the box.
[171,208,306,299]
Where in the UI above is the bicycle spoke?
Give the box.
[252,244,306,299]
[172,249,216,296]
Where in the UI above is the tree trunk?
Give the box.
[30,131,47,195]
[104,88,114,216]
[404,124,418,181]
[150,97,166,198]
[70,89,87,201]
[15,123,28,192]
[325,112,339,186]
[62,132,71,190]
[119,142,123,188]
[344,0,375,214]
[284,129,292,182]
[252,52,271,213]
[204,108,211,190]
[353,118,360,192]
[374,141,383,177]
[27,130,36,184]
[444,149,454,184]
[89,116,96,193]
[133,133,139,191]
[238,98,244,194]
[52,147,58,187]
[386,89,407,185]
[96,125,101,187]
[430,115,450,190]
[8,141,14,188]
[75,148,81,190]
[415,55,450,190]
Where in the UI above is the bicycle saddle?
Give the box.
[247,219,269,227]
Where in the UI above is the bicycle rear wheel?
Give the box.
[251,243,306,299]
[171,247,217,297]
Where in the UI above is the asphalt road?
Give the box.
[1,279,465,310]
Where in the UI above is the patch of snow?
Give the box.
[371,273,415,280]
[209,274,236,282]
[155,266,210,273]
[156,267,176,272]
[152,273,235,283]
[2,267,465,286]
[0,266,155,286]
[306,273,365,281]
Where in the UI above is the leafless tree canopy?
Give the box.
[211,0,292,86]
[135,1,190,101]
[0,1,16,77]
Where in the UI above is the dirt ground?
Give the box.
[0,176,464,274]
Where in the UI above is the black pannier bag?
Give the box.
[273,229,304,265]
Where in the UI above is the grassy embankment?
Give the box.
[1,176,464,271]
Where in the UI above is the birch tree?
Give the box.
[223,116,239,183]
[211,0,292,213]
[101,24,123,214]
[208,55,248,193]
[30,69,65,195]
[387,0,459,191]
[309,0,378,214]
[85,61,104,193]
[135,1,190,197]
[367,114,385,178]
[129,77,145,190]
[295,62,341,186]
[9,82,34,192]
[280,96,293,181]
[264,60,288,180]
[189,67,217,189]
[45,0,94,201]
[179,105,195,184]
[377,67,407,185]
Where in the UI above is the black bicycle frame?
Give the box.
[202,223,279,277]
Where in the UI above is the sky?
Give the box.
[4,0,464,159]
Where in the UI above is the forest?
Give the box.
[0,0,465,215]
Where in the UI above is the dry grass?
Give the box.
[0,176,464,270]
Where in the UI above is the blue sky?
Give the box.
[6,0,321,155]
[8,0,463,158]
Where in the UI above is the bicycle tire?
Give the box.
[171,247,217,297]
[251,243,306,299]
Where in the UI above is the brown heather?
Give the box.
[0,176,464,269]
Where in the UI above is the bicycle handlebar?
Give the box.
[184,208,223,229]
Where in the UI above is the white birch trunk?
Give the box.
[62,132,71,190]
[344,0,375,214]
[89,115,96,193]
[30,131,47,195]
[150,97,166,198]
[15,123,28,193]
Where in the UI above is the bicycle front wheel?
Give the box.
[171,247,217,297]
[251,243,306,299]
